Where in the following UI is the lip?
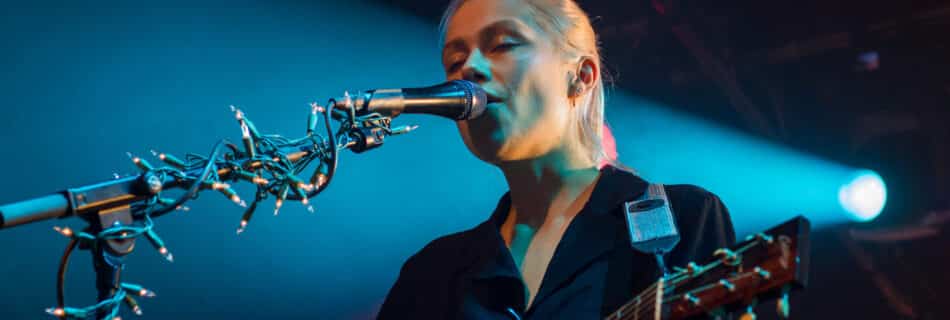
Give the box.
[485,92,505,103]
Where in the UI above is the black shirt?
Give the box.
[378,165,735,319]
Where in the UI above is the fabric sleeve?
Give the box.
[668,186,737,268]
[377,253,424,319]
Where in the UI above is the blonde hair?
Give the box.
[439,0,618,168]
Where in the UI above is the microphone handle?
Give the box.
[359,80,486,120]
[402,80,482,120]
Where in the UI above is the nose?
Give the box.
[460,49,491,84]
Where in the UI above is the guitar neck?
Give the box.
[603,216,810,320]
[603,277,666,320]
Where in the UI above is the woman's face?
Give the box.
[443,0,576,164]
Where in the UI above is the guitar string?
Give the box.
[610,257,733,320]
[609,284,658,319]
[611,285,673,320]
[621,261,771,319]
[610,238,767,320]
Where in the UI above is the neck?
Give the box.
[497,148,601,229]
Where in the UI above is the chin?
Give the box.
[460,134,506,164]
[467,137,542,165]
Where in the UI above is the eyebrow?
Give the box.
[442,19,527,61]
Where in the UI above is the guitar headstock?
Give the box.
[664,216,811,319]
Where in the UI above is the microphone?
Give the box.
[331,80,488,120]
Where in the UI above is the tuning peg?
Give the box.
[719,279,736,292]
[738,306,756,320]
[686,262,702,275]
[738,299,757,320]
[776,286,790,319]
[713,248,741,266]
[744,232,775,244]
[682,293,701,306]
[754,266,771,279]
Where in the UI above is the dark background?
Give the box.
[1,0,948,319]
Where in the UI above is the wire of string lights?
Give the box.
[42,94,417,320]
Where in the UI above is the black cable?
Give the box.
[310,99,339,198]
[56,238,79,310]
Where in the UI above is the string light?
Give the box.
[41,93,415,319]
[289,182,310,206]
[236,200,258,235]
[237,219,249,235]
[123,295,142,316]
[274,185,289,216]
[231,106,261,138]
[310,172,327,190]
[307,102,323,135]
[205,182,246,207]
[391,124,419,135]
[207,182,230,190]
[144,229,173,263]
[54,226,73,237]
[120,283,156,298]
[241,122,256,158]
[158,198,189,212]
[235,170,269,185]
[127,153,154,171]
[151,149,187,169]
[230,105,243,120]
[46,307,65,317]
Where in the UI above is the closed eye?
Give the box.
[492,42,520,53]
[445,61,463,73]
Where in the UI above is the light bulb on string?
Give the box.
[54,226,73,238]
[45,307,65,317]
[127,152,154,171]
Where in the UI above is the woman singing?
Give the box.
[378,0,735,319]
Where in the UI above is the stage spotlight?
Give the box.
[838,170,887,222]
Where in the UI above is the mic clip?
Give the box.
[347,117,391,153]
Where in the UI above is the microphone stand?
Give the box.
[0,94,418,319]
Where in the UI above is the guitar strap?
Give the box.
[601,183,682,316]
[623,183,681,274]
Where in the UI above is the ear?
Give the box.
[569,56,599,98]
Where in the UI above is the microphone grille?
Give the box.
[451,80,487,120]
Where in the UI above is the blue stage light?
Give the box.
[604,92,893,234]
[838,170,887,222]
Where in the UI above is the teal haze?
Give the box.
[0,1,882,319]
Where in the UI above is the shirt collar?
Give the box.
[466,165,650,280]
